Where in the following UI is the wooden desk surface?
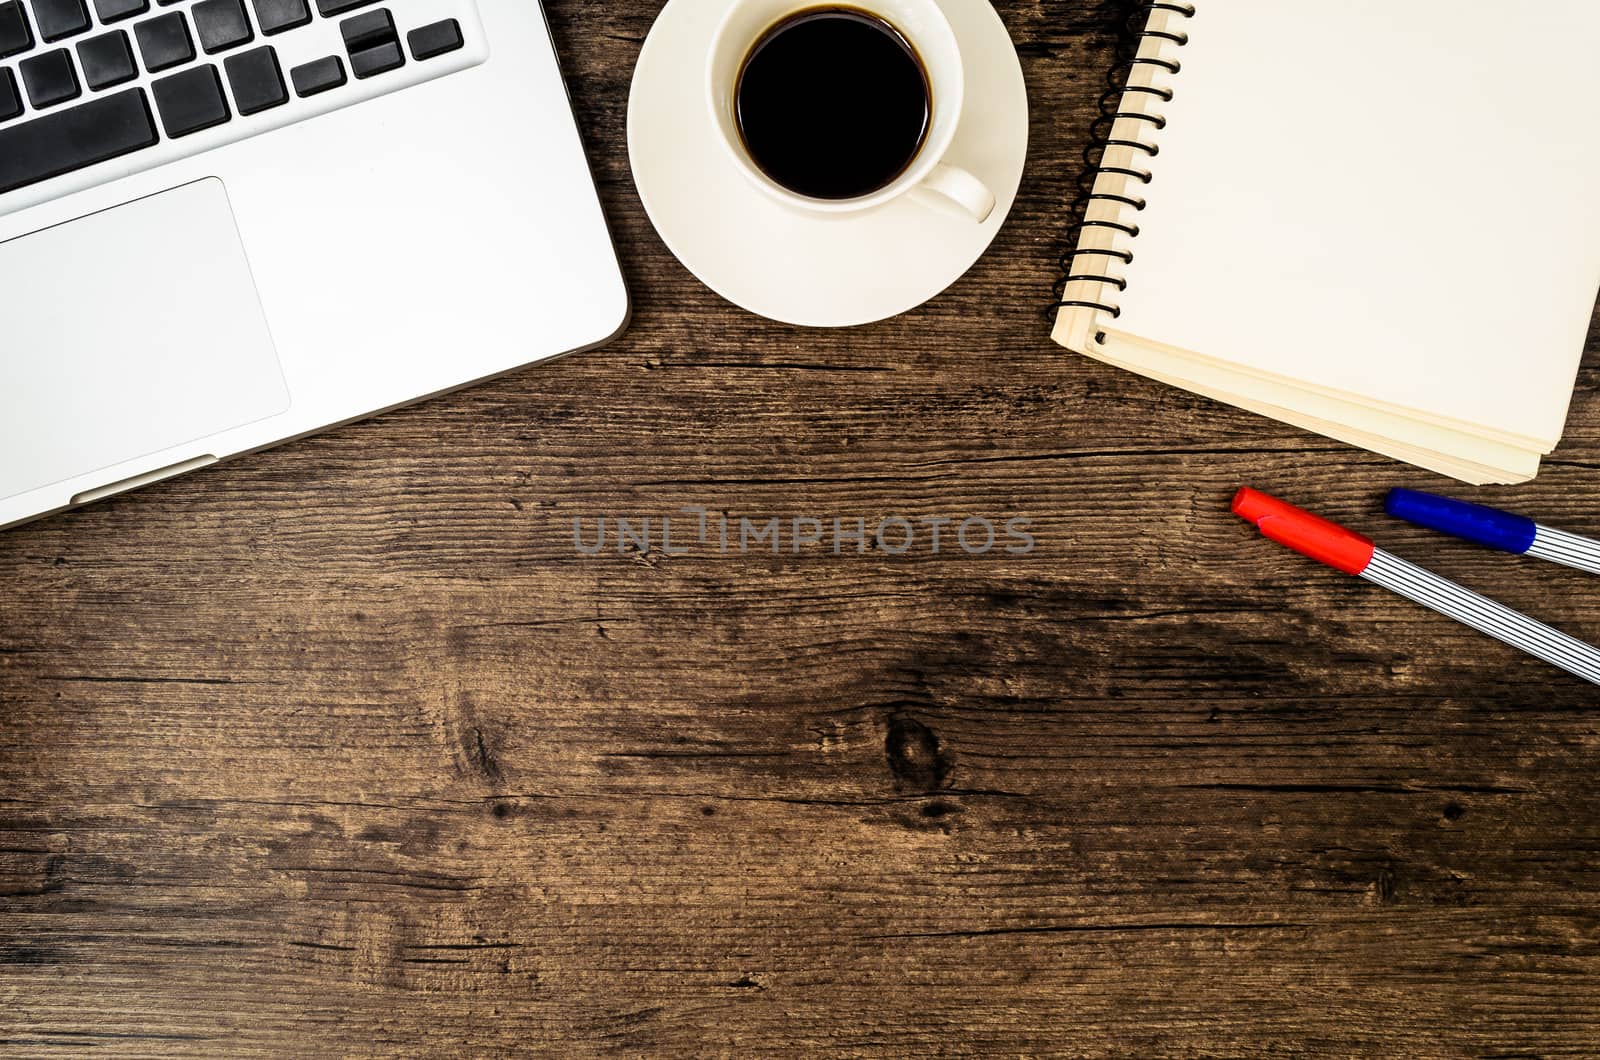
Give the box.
[4,3,1600,1055]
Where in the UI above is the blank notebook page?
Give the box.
[1111,0,1600,447]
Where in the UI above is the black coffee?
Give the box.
[735,7,931,200]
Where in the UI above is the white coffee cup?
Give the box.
[706,0,996,221]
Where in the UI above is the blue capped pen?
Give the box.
[1386,489,1600,577]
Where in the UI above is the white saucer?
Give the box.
[627,0,1029,328]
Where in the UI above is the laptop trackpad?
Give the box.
[0,178,289,502]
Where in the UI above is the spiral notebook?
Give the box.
[1051,1,1600,484]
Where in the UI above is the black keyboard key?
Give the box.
[134,10,193,71]
[0,0,32,58]
[192,0,251,54]
[341,8,400,79]
[340,8,391,47]
[32,0,89,41]
[349,40,399,78]
[315,0,370,17]
[224,44,284,114]
[78,30,138,90]
[20,48,79,107]
[0,88,157,194]
[407,18,460,61]
[251,0,306,35]
[0,68,20,121]
[151,62,228,136]
[93,0,147,23]
[289,54,342,96]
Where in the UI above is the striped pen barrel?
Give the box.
[1233,488,1600,688]
[1360,550,1600,686]
[1387,489,1600,577]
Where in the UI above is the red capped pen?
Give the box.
[1232,488,1600,687]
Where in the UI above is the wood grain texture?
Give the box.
[4,2,1600,1056]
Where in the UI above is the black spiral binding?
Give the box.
[1051,1,1195,321]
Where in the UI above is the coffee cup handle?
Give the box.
[916,163,996,223]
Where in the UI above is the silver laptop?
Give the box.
[0,0,627,529]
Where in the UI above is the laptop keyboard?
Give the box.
[0,0,482,210]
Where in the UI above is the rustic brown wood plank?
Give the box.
[4,1,1600,1056]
